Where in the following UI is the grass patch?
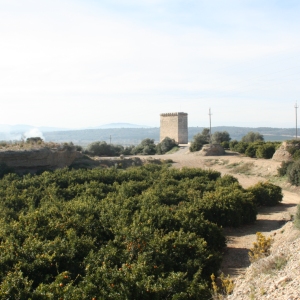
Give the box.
[253,255,288,275]
[204,159,219,167]
[227,162,254,174]
[166,146,180,154]
[294,204,300,230]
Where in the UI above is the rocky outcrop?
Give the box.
[272,141,294,162]
[198,144,225,156]
[0,147,83,173]
[227,222,300,300]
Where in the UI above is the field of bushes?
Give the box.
[0,164,282,299]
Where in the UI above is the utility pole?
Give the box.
[209,108,212,144]
[295,103,298,139]
[110,135,112,144]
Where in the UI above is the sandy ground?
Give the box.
[159,146,300,277]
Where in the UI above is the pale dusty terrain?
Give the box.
[158,147,300,279]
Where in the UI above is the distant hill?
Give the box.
[41,126,297,147]
[0,123,297,145]
[0,124,69,133]
[92,123,151,129]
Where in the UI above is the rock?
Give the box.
[272,142,294,162]
[276,276,291,286]
[198,144,225,156]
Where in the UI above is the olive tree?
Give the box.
[241,132,264,143]
[156,137,178,154]
[212,131,231,144]
[189,128,210,152]
[131,138,156,155]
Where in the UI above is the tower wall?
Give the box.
[160,112,188,144]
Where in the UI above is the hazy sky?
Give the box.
[1,0,300,128]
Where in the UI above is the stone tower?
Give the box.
[160,112,188,144]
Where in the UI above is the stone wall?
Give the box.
[160,112,188,144]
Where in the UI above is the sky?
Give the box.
[1,0,300,129]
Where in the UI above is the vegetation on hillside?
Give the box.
[0,139,82,152]
[34,126,297,146]
[229,140,280,159]
[277,140,300,185]
[189,129,231,152]
[0,165,283,299]
[85,137,178,157]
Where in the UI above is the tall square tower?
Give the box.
[160,112,188,144]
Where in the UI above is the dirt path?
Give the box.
[161,146,300,277]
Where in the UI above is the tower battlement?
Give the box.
[160,112,188,117]
[160,112,188,144]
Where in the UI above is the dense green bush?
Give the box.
[287,160,300,186]
[86,141,124,156]
[277,161,292,177]
[241,131,264,143]
[156,137,178,154]
[198,185,257,227]
[230,141,279,159]
[255,143,276,159]
[221,141,230,149]
[277,140,300,179]
[233,142,249,154]
[212,131,231,144]
[245,144,257,158]
[0,165,267,299]
[247,181,283,206]
[294,204,300,229]
[131,138,157,155]
[189,128,210,152]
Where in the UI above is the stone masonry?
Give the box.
[160,112,188,144]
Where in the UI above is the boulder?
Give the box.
[198,144,225,156]
[272,141,294,162]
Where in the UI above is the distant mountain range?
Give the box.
[0,123,150,133]
[0,124,297,146]
[43,126,296,146]
[89,123,151,129]
[0,124,69,133]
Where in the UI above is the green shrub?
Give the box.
[229,140,238,150]
[245,144,257,158]
[233,142,249,154]
[189,128,210,152]
[0,165,243,299]
[132,138,156,155]
[156,137,178,154]
[256,144,276,159]
[241,132,264,143]
[294,204,300,230]
[247,181,283,206]
[292,149,300,160]
[86,141,124,156]
[221,141,230,149]
[277,161,293,177]
[248,232,273,262]
[198,186,257,227]
[287,160,300,186]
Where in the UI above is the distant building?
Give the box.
[160,112,188,144]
